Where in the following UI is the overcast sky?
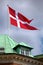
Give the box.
[0,0,43,56]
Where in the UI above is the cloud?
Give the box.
[0,0,43,56]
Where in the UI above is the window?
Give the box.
[25,49,30,56]
[0,48,4,53]
[20,47,30,56]
[20,49,24,55]
[20,47,25,55]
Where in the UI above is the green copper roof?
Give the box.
[0,35,17,53]
[14,42,33,49]
[0,35,33,56]
[19,42,33,49]
[34,54,43,58]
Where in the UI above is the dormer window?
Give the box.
[20,47,30,56]
[0,48,4,53]
[13,42,33,56]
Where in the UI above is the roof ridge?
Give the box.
[18,42,33,49]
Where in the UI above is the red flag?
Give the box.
[20,22,38,30]
[8,6,38,30]
[8,7,17,26]
[18,12,33,24]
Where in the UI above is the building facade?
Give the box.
[0,35,43,65]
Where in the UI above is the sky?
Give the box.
[0,0,43,56]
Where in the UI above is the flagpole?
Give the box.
[7,5,10,36]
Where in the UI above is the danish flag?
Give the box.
[8,6,38,30]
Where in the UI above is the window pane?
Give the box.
[21,49,24,55]
[25,50,29,56]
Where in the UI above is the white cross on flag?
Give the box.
[8,6,38,30]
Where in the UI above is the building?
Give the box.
[0,35,43,65]
[34,54,43,62]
